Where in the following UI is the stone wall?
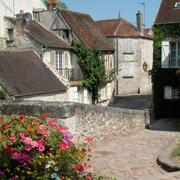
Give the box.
[0,100,150,141]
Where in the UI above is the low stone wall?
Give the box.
[0,100,150,141]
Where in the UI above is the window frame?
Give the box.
[169,41,180,68]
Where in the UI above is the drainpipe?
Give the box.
[115,36,119,95]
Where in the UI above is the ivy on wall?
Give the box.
[0,85,10,100]
[72,41,114,104]
[152,24,180,118]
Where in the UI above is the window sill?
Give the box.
[122,76,133,78]
[123,52,134,55]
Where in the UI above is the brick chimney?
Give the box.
[136,10,144,34]
[47,0,57,10]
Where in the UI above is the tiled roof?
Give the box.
[60,10,114,51]
[0,50,66,97]
[25,20,70,49]
[95,19,152,39]
[155,0,180,24]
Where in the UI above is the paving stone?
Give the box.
[91,119,180,179]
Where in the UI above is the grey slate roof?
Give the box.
[0,50,67,97]
[25,20,70,49]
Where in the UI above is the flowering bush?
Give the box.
[0,114,93,180]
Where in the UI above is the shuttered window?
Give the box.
[161,40,180,68]
[161,41,170,68]
[123,63,134,77]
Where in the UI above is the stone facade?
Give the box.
[115,37,153,95]
[0,100,150,141]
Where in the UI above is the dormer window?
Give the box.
[62,29,69,40]
[175,2,180,8]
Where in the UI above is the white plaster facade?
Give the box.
[0,0,45,47]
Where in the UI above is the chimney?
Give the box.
[16,12,32,36]
[47,0,57,10]
[136,10,144,34]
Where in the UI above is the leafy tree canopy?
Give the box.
[42,0,68,9]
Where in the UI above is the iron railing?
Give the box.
[56,68,84,81]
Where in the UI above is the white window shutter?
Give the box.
[161,41,170,68]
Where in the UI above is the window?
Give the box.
[55,52,63,73]
[7,29,14,42]
[62,30,69,40]
[123,62,134,78]
[170,42,180,67]
[123,39,134,54]
[175,2,180,8]
[100,86,107,100]
[161,40,180,68]
[164,86,180,99]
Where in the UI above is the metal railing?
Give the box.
[56,68,84,81]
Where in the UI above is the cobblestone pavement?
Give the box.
[91,119,180,180]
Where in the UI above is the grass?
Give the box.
[171,141,180,161]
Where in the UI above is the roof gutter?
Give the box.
[14,89,67,99]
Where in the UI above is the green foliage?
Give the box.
[152,24,180,118]
[72,41,113,104]
[0,86,10,100]
[171,141,180,161]
[41,0,68,9]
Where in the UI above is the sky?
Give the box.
[62,0,162,28]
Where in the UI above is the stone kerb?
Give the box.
[0,100,148,141]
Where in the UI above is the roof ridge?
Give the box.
[60,9,91,18]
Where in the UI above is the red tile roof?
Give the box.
[60,10,114,51]
[95,19,152,39]
[0,50,66,97]
[25,20,70,49]
[155,0,180,24]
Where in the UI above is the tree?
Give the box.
[72,41,114,104]
[41,0,68,10]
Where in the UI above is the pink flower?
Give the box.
[42,113,48,119]
[24,146,31,152]
[85,137,93,144]
[19,115,24,122]
[19,133,25,139]
[9,136,17,143]
[59,140,68,152]
[38,145,45,152]
[37,125,50,137]
[47,119,58,129]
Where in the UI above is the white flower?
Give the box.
[45,164,50,169]
[54,167,59,171]
[51,173,58,179]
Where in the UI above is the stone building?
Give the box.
[95,11,153,95]
[32,8,115,105]
[3,13,92,104]
[0,0,45,48]
[153,0,180,117]
[0,50,68,101]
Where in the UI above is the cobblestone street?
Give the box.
[92,119,180,179]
